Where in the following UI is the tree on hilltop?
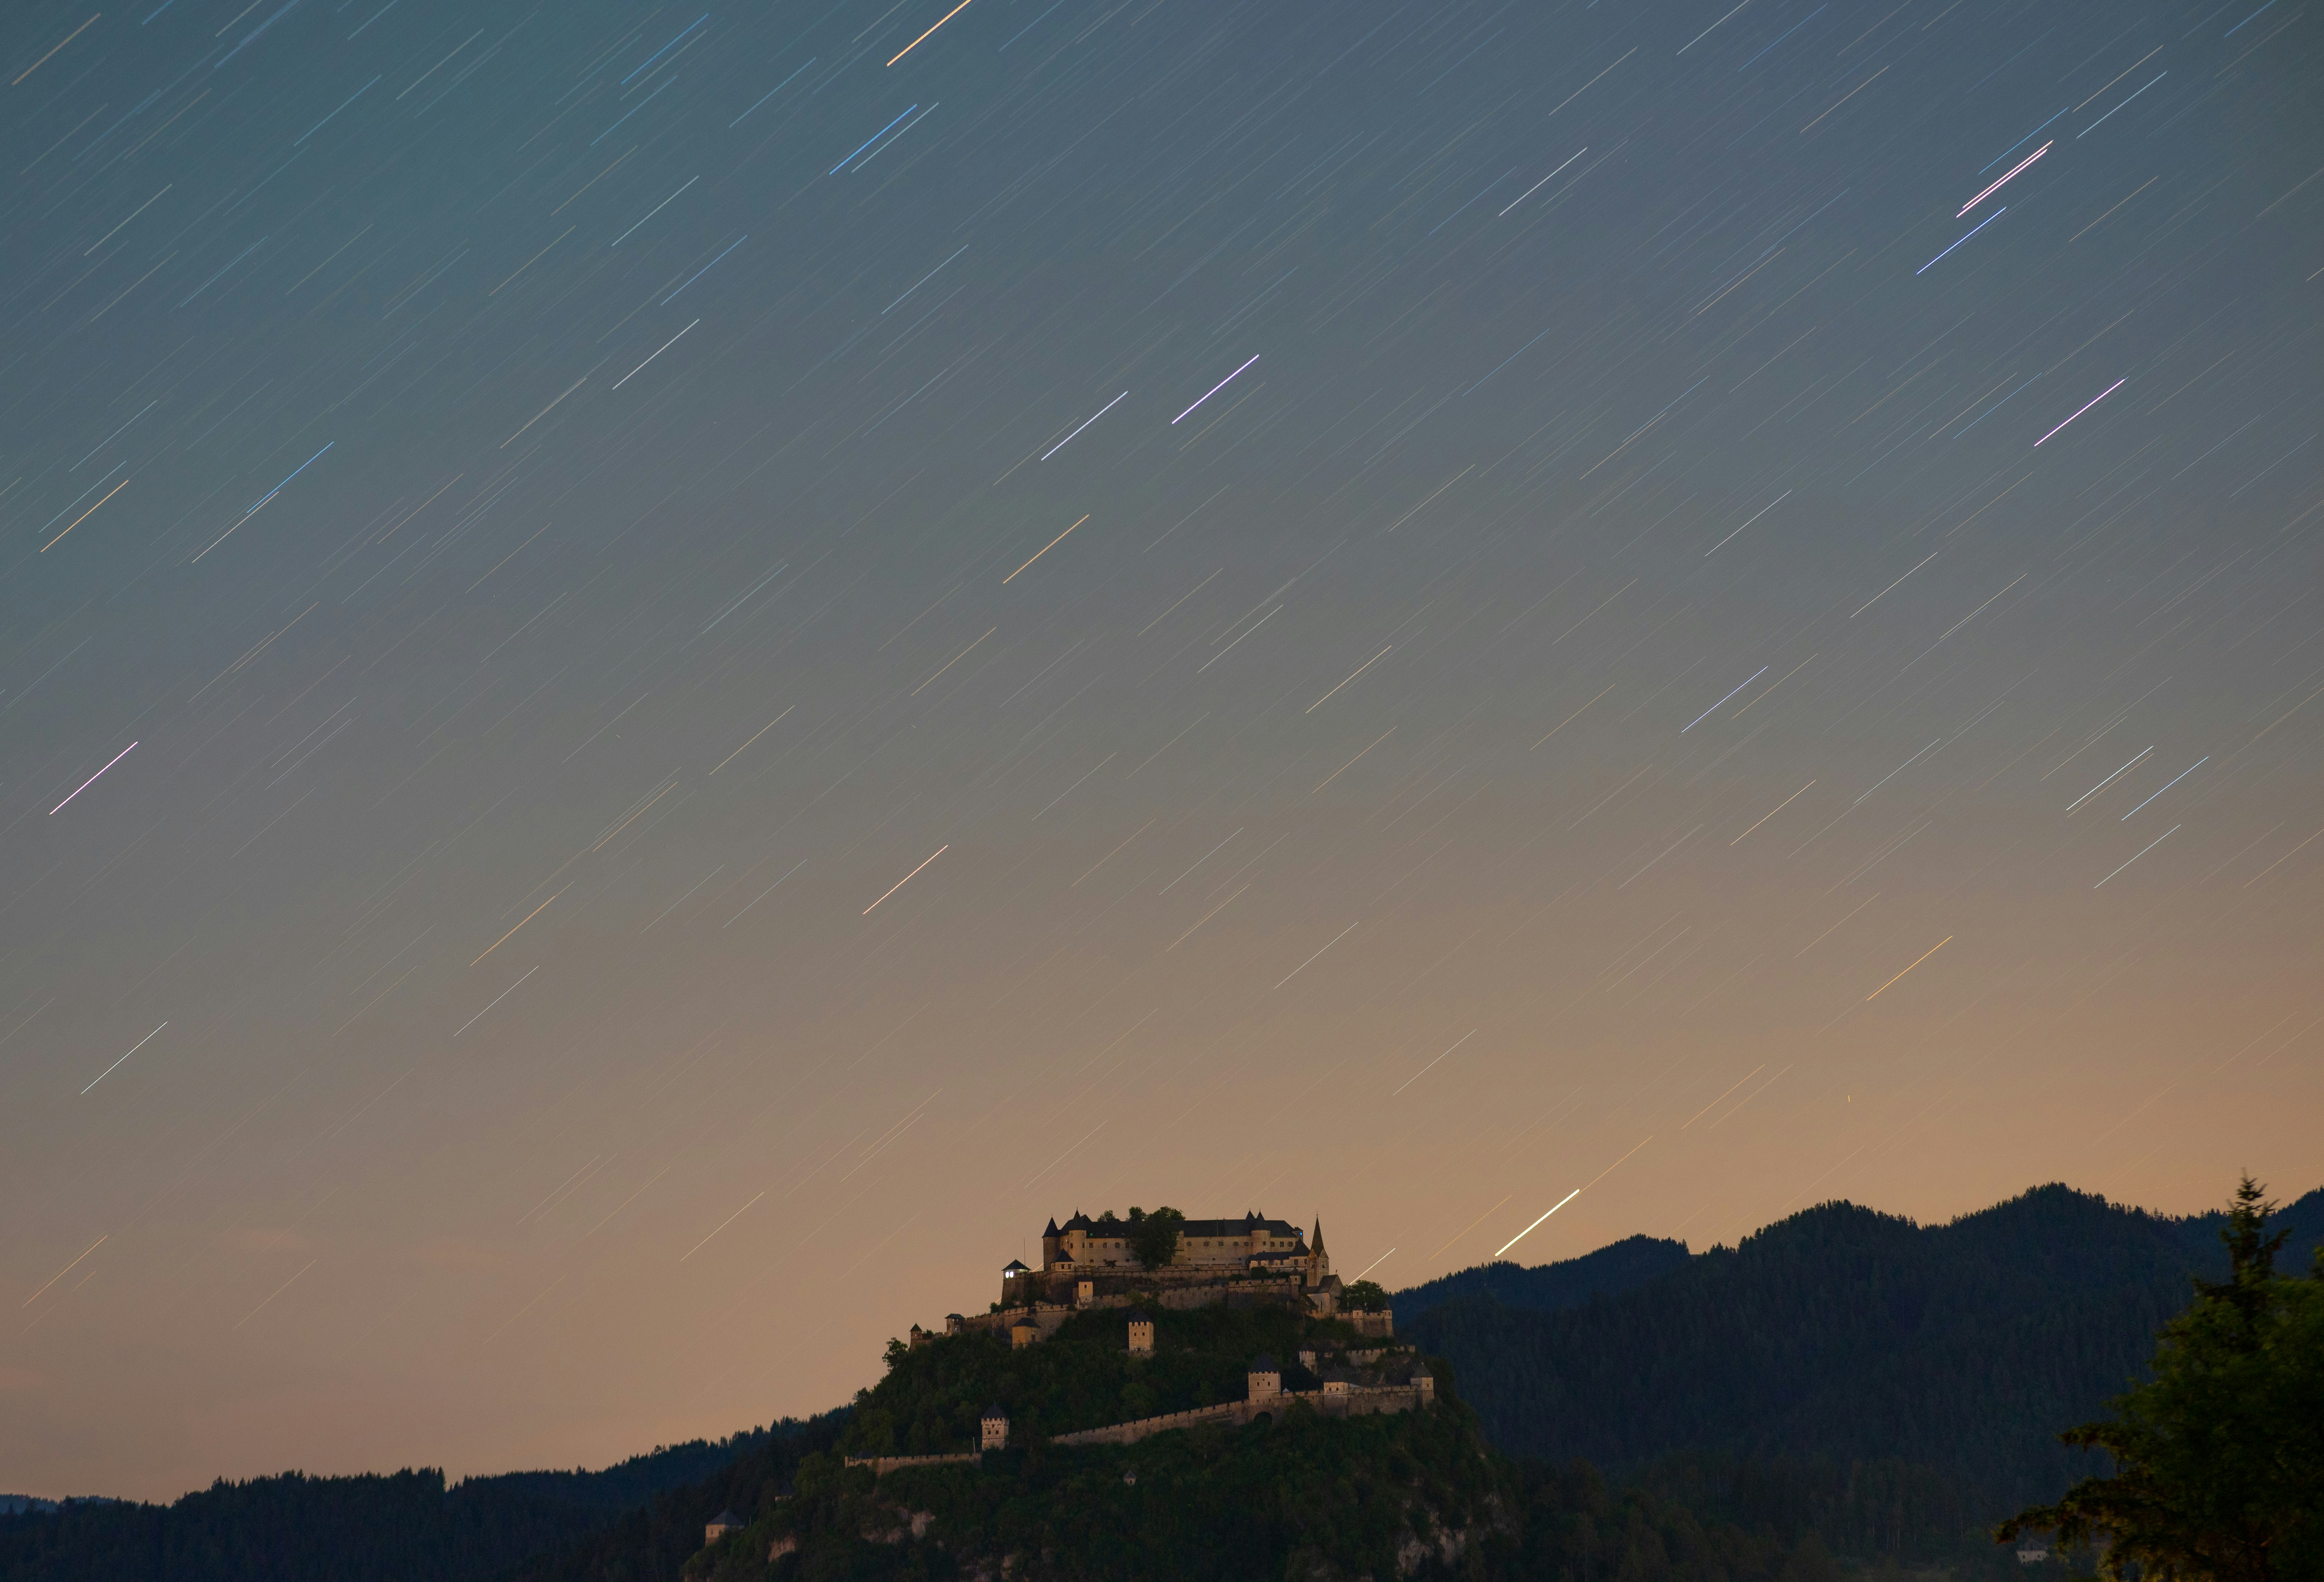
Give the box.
[1127,1206,1185,1269]
[1996,1176,2324,1581]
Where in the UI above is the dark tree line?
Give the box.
[0,1427,809,1582]
[1403,1182,2324,1561]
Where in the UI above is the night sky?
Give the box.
[5,0,2321,1501]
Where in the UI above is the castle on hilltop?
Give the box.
[1042,1209,1330,1285]
[924,1207,1390,1347]
[858,1230,1426,1478]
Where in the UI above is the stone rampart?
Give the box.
[843,1451,980,1476]
[1049,1382,1430,1449]
[947,1277,1310,1342]
[847,1383,1431,1473]
[1154,1277,1304,1309]
[1024,1267,1309,1308]
[1051,1400,1251,1447]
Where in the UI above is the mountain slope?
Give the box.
[0,1429,804,1582]
[1392,1233,1691,1327]
[661,1302,1816,1582]
[508,1413,849,1582]
[1402,1182,2324,1548]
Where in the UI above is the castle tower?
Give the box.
[1125,1309,1153,1355]
[1247,1354,1281,1401]
[980,1404,1010,1451]
[1040,1217,1062,1269]
[1306,1218,1330,1287]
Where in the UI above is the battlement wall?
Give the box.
[847,1383,1434,1474]
[1022,1267,1309,1304]
[1051,1400,1249,1447]
[1049,1382,1431,1449]
[950,1276,1320,1342]
[843,1451,979,1476]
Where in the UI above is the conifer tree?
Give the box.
[1996,1177,2324,1581]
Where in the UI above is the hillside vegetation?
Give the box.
[0,1429,809,1582]
[677,1309,1824,1582]
[843,1302,1362,1458]
[1404,1182,2324,1561]
[1392,1233,1690,1327]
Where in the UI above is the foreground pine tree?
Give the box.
[1996,1177,2324,1581]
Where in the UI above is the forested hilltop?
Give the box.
[640,1301,1826,1582]
[1392,1232,1692,1327]
[1402,1182,2324,1563]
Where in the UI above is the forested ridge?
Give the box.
[678,1406,1836,1582]
[660,1306,1838,1582]
[1392,1233,1692,1326]
[1403,1182,2324,1559]
[0,1427,820,1582]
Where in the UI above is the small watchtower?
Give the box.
[705,1510,744,1544]
[1125,1308,1153,1355]
[1247,1353,1281,1401]
[980,1403,1010,1451]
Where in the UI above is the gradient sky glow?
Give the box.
[3,0,2322,1502]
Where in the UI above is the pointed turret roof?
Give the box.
[1043,1216,1060,1236]
[1310,1217,1326,1255]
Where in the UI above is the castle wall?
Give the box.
[843,1451,979,1476]
[1051,1400,1249,1447]
[1047,1382,1431,1449]
[1007,1254,1279,1306]
[947,1297,1108,1340]
[948,1280,1375,1343]
[1154,1277,1304,1310]
[845,1382,1433,1474]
